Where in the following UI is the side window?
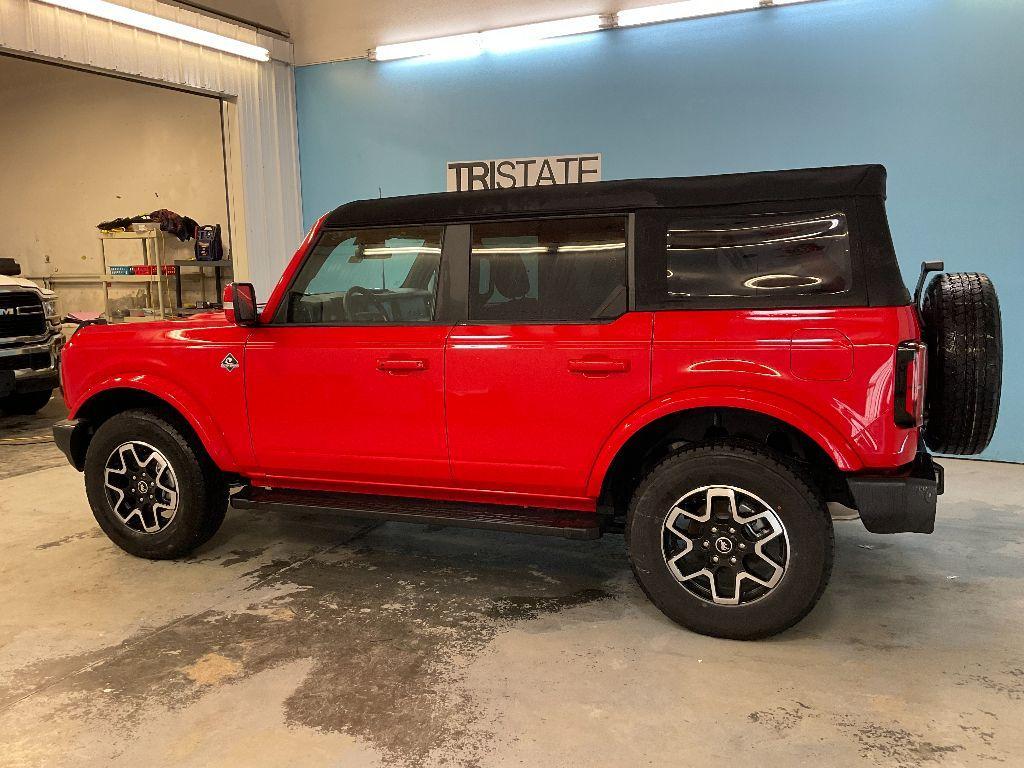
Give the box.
[469,217,627,323]
[665,211,851,299]
[278,226,442,324]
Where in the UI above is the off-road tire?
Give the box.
[0,389,52,415]
[921,272,1001,455]
[84,409,228,559]
[627,442,833,640]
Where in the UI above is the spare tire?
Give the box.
[920,272,1002,455]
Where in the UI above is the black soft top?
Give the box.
[325,164,886,228]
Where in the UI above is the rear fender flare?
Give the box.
[586,386,863,497]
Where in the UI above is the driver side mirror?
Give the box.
[223,282,259,326]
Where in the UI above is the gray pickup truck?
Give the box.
[0,258,63,415]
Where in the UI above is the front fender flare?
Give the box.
[68,374,241,471]
[585,386,864,498]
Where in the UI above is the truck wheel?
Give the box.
[627,442,833,640]
[921,272,1002,455]
[84,409,228,560]
[0,389,52,415]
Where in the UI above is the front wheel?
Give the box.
[84,409,228,559]
[627,443,833,640]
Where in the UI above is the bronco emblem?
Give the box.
[220,353,240,372]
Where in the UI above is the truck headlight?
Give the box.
[43,298,58,319]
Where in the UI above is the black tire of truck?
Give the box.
[0,389,52,415]
[84,409,229,559]
[920,272,1002,456]
[627,442,833,640]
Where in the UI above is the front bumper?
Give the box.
[847,453,944,534]
[53,418,89,471]
[0,332,63,397]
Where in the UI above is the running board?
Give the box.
[231,487,602,540]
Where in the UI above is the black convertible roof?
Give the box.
[325,164,886,228]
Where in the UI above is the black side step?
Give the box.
[231,487,602,541]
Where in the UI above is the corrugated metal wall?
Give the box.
[0,0,303,296]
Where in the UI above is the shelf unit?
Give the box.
[99,229,168,320]
[173,259,233,314]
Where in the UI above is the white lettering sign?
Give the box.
[446,153,602,192]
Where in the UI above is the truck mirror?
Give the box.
[225,282,259,326]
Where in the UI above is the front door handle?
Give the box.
[568,359,630,375]
[377,359,429,372]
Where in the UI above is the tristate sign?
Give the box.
[446,153,601,192]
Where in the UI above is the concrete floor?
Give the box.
[1,398,1022,767]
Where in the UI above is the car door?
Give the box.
[445,215,653,501]
[244,224,454,489]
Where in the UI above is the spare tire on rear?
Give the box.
[920,272,1002,455]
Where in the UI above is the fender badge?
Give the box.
[220,353,240,372]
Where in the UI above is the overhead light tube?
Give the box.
[616,0,759,27]
[371,1,830,62]
[35,0,271,61]
[373,14,606,62]
[373,32,484,62]
[480,15,605,52]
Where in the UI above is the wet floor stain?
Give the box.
[747,702,810,733]
[34,529,103,550]
[955,664,1024,700]
[7,524,624,766]
[217,547,268,567]
[834,720,964,767]
[744,702,999,767]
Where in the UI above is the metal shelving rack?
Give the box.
[173,259,233,315]
[99,230,168,321]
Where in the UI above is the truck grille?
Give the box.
[0,292,46,339]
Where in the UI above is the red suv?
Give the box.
[54,165,1002,639]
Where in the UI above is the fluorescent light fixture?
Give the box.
[362,246,442,255]
[373,14,605,61]
[372,1,829,62]
[471,246,550,254]
[35,0,270,61]
[480,15,604,53]
[373,31,484,62]
[617,0,758,27]
[557,243,627,252]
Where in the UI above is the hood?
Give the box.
[0,274,55,298]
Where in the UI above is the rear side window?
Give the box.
[665,211,851,300]
[469,216,627,323]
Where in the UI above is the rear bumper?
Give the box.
[847,453,943,534]
[53,418,88,471]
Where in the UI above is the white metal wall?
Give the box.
[0,0,303,297]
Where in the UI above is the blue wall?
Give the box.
[295,0,1023,461]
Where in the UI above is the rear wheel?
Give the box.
[84,409,228,559]
[0,389,52,415]
[627,442,833,639]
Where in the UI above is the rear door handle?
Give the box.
[568,359,630,375]
[377,359,428,372]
